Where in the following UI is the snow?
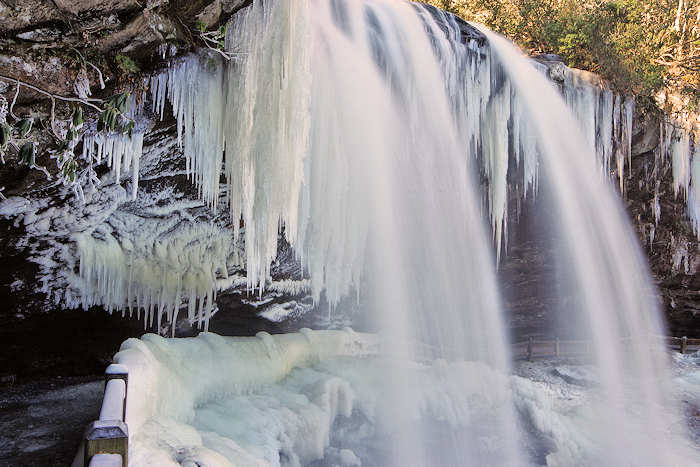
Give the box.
[257,301,312,323]
[99,379,126,421]
[0,196,30,216]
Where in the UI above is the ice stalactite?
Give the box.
[562,69,634,192]
[150,55,227,210]
[667,124,692,199]
[82,132,145,200]
[481,80,511,261]
[658,119,699,229]
[76,222,232,334]
[134,0,645,308]
[689,142,700,239]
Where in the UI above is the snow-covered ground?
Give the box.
[117,332,700,467]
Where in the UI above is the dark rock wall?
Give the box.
[627,114,699,336]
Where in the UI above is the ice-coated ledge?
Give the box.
[112,329,380,434]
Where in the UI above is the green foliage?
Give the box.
[17,118,33,138]
[19,142,36,167]
[97,92,133,134]
[197,22,228,53]
[0,123,10,150]
[195,19,208,33]
[115,54,141,75]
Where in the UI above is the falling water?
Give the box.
[82,0,696,464]
[479,28,690,466]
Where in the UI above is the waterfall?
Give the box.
[76,0,697,464]
[479,27,687,466]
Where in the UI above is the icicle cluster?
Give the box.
[687,138,700,238]
[140,1,650,305]
[76,1,683,329]
[562,70,634,191]
[76,223,231,334]
[657,120,700,236]
[82,132,145,200]
[660,122,693,199]
[150,56,226,210]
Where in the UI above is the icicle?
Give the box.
[671,127,691,199]
[689,140,700,239]
[622,96,635,176]
[82,132,145,197]
[76,223,231,332]
[653,181,661,226]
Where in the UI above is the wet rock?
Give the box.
[52,0,140,16]
[15,28,62,43]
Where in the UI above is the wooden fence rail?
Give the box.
[513,335,700,361]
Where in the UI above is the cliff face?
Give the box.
[627,113,699,336]
[0,1,697,366]
[502,59,699,339]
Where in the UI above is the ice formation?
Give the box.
[136,5,649,304]
[76,218,232,334]
[82,132,145,200]
[65,0,675,326]
[118,332,699,467]
[657,120,699,230]
[149,55,226,211]
[20,0,693,464]
[669,125,692,199]
[689,143,700,238]
[561,69,635,191]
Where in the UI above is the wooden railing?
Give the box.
[82,364,129,467]
[513,335,700,361]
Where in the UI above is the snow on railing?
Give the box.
[112,329,381,439]
[82,364,129,467]
[77,330,696,466]
[88,453,123,467]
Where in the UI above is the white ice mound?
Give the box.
[111,331,700,467]
[113,330,381,434]
[115,330,521,466]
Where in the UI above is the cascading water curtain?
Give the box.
[94,0,697,464]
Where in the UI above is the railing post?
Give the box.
[105,364,128,420]
[84,364,129,467]
[527,337,533,361]
[84,421,128,467]
[555,337,560,357]
[681,336,688,354]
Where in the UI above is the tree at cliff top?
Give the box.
[428,0,700,112]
